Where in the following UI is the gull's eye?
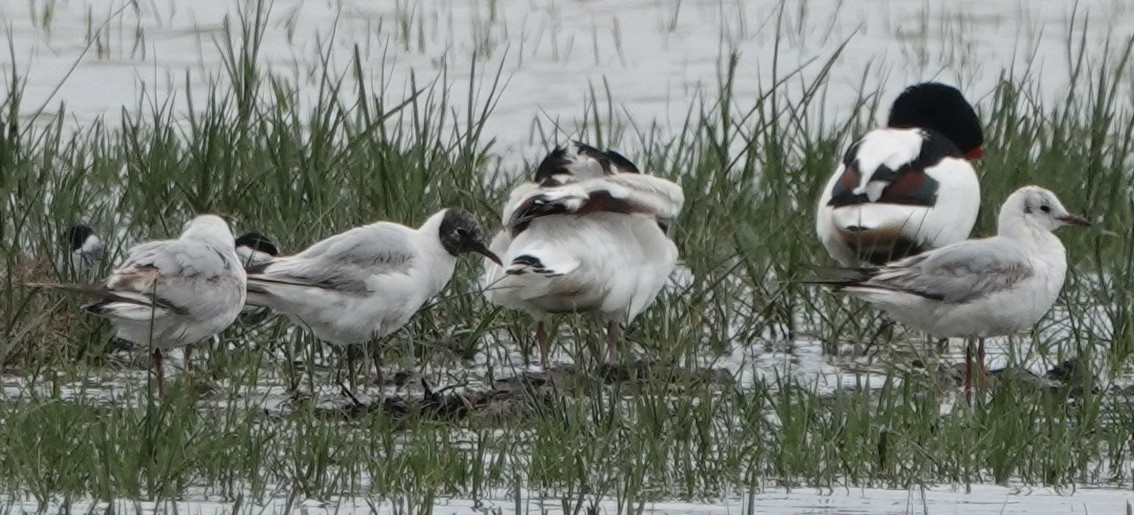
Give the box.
[1040,205,1051,214]
[455,228,470,238]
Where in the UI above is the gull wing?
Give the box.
[90,238,238,319]
[247,224,416,294]
[843,238,1034,304]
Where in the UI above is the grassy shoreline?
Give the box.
[2,5,1134,509]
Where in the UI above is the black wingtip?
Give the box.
[798,266,877,289]
[244,262,271,275]
[82,300,108,315]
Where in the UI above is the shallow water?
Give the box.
[4,0,1133,165]
[4,0,1134,510]
[6,484,1133,514]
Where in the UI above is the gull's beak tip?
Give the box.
[1058,214,1092,227]
[483,250,504,266]
[471,240,503,266]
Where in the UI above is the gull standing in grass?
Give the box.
[234,232,279,326]
[179,231,281,372]
[482,142,684,364]
[813,186,1089,402]
[32,215,246,395]
[65,224,104,273]
[243,209,501,389]
[817,82,984,266]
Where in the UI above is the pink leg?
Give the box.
[606,322,621,363]
[535,321,549,365]
[964,340,973,406]
[976,338,987,387]
[370,340,384,388]
[184,345,193,373]
[346,348,357,391]
[153,349,165,396]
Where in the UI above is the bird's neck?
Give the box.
[417,211,447,241]
[413,214,460,291]
[999,219,1066,261]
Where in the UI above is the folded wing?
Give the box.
[90,239,237,320]
[247,224,416,295]
[839,239,1034,304]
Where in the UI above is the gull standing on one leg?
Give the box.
[482,142,684,364]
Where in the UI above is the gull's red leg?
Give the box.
[606,322,621,363]
[535,321,549,365]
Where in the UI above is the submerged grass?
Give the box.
[2,2,1134,509]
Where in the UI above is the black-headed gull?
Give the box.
[33,215,246,394]
[817,82,984,266]
[816,186,1089,402]
[66,224,104,273]
[243,209,500,388]
[234,232,279,326]
[482,142,684,364]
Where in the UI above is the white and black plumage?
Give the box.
[66,224,104,273]
[243,209,500,387]
[482,142,684,364]
[234,232,279,326]
[33,215,246,395]
[817,186,1089,402]
[817,82,985,266]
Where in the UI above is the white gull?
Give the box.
[243,208,500,388]
[33,215,246,395]
[817,186,1090,401]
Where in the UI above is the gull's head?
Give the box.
[235,231,279,265]
[1000,186,1091,234]
[181,214,236,245]
[235,232,279,256]
[66,224,102,254]
[887,82,984,160]
[438,209,502,265]
[66,224,104,270]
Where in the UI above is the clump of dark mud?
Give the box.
[924,357,1107,398]
[312,361,735,424]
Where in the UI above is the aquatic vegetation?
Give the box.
[0,0,1133,511]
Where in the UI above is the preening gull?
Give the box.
[816,186,1089,402]
[817,82,984,266]
[243,208,500,389]
[33,215,246,395]
[234,232,279,327]
[482,142,684,364]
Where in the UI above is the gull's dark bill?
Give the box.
[470,240,502,266]
[1057,214,1091,226]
